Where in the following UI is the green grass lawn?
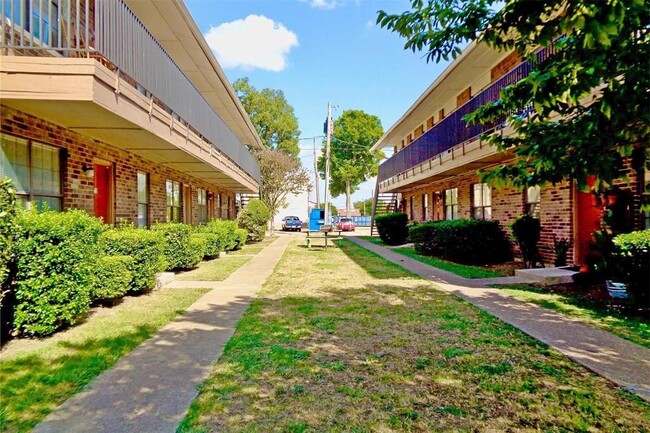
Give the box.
[179,239,649,432]
[176,237,277,281]
[175,256,252,281]
[356,236,505,279]
[0,288,210,433]
[393,247,505,279]
[498,284,650,349]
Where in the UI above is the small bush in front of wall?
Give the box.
[409,219,511,265]
[200,232,221,258]
[188,234,208,266]
[101,228,166,293]
[234,228,248,250]
[92,255,133,302]
[611,229,650,308]
[152,223,204,270]
[0,178,20,340]
[200,219,239,253]
[375,212,409,246]
[13,209,105,336]
[511,215,542,268]
[236,199,270,242]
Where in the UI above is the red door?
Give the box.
[94,163,112,223]
[575,179,604,267]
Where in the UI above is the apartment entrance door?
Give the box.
[575,179,603,267]
[93,162,113,224]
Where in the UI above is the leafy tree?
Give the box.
[318,110,384,215]
[256,149,311,234]
[233,78,301,158]
[330,204,339,216]
[377,1,649,198]
[354,198,374,216]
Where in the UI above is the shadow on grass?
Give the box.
[338,240,416,280]
[0,325,157,431]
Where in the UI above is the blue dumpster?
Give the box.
[309,209,325,231]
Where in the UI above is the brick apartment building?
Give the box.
[0,0,262,226]
[371,41,648,266]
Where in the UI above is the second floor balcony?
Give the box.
[0,0,260,192]
[377,46,553,189]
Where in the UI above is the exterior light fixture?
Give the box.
[82,164,95,177]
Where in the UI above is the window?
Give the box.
[0,133,62,210]
[4,0,60,46]
[166,180,181,222]
[422,193,428,221]
[472,183,492,220]
[137,171,149,227]
[197,188,208,224]
[445,188,458,220]
[409,196,414,219]
[526,186,541,218]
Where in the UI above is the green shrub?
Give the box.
[375,212,409,246]
[92,255,133,302]
[151,223,204,270]
[0,178,20,339]
[189,233,208,265]
[13,209,105,336]
[611,230,650,308]
[511,215,542,268]
[409,219,511,265]
[200,219,240,253]
[200,232,221,258]
[237,199,270,242]
[234,228,248,250]
[101,228,166,293]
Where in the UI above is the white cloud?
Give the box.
[304,0,340,10]
[204,15,299,72]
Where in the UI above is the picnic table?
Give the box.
[306,226,343,248]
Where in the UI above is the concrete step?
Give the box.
[515,267,579,285]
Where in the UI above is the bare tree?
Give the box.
[256,149,311,234]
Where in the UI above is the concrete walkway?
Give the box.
[348,236,650,402]
[34,235,293,433]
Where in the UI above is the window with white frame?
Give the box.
[422,193,428,221]
[166,179,181,222]
[445,188,458,220]
[137,171,149,228]
[472,183,492,220]
[0,133,62,210]
[526,185,541,218]
[197,188,208,223]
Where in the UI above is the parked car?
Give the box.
[337,217,355,232]
[281,216,302,232]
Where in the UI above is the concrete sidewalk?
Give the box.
[348,236,650,402]
[34,235,292,433]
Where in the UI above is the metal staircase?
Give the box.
[370,185,400,236]
[236,193,259,214]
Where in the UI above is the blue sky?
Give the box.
[185,0,451,207]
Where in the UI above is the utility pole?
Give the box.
[312,137,320,208]
[324,102,332,225]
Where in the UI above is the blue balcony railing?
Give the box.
[377,46,553,183]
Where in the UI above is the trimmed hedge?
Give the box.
[151,223,204,270]
[101,228,166,293]
[234,228,248,250]
[200,219,240,254]
[612,230,650,308]
[237,199,270,242]
[409,219,511,265]
[92,255,133,302]
[375,212,409,246]
[200,232,221,258]
[13,209,105,336]
[1,178,20,338]
[189,234,208,264]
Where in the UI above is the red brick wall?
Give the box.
[1,106,237,225]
